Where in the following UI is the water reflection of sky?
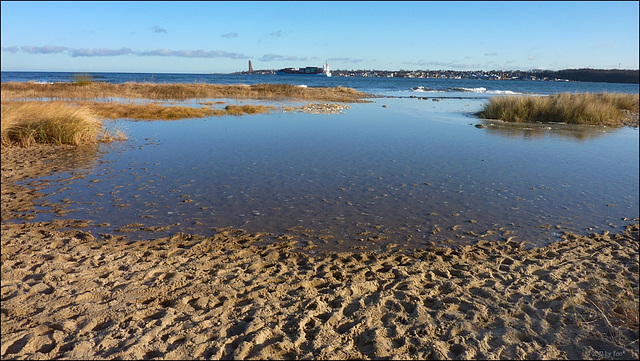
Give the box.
[19,97,639,251]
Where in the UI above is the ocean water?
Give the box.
[3,72,639,251]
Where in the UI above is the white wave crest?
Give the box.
[486,90,520,95]
[455,87,487,93]
[411,86,438,92]
[410,86,521,95]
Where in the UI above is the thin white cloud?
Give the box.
[70,48,134,57]
[4,45,249,59]
[151,26,168,34]
[21,45,69,54]
[1,46,19,53]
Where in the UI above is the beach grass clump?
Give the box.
[78,101,275,119]
[82,101,226,120]
[224,104,277,115]
[1,101,120,147]
[72,73,95,86]
[476,92,639,126]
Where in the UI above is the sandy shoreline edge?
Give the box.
[2,145,639,360]
[2,220,638,359]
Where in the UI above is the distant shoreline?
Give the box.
[234,68,640,84]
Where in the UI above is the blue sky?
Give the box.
[1,1,638,73]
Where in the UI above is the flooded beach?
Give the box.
[6,93,638,252]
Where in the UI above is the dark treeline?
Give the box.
[534,69,639,84]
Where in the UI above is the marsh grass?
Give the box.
[1,102,124,147]
[76,101,276,119]
[476,92,639,126]
[79,101,225,120]
[1,81,369,148]
[197,100,226,106]
[1,81,373,102]
[224,104,277,116]
[72,74,95,86]
[0,100,279,147]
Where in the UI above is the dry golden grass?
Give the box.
[224,104,277,116]
[1,81,373,102]
[75,101,226,120]
[71,73,95,86]
[78,101,276,120]
[0,99,281,147]
[1,101,123,147]
[476,92,639,126]
[198,100,226,106]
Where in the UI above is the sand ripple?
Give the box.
[2,221,637,360]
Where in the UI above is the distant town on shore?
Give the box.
[235,68,639,84]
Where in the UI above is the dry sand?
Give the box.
[2,145,639,360]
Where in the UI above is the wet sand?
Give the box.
[2,145,638,360]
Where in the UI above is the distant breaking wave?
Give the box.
[412,86,521,95]
[411,86,440,93]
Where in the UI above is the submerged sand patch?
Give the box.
[2,144,639,360]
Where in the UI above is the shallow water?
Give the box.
[18,95,638,252]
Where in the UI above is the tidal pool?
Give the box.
[20,97,640,252]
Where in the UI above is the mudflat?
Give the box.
[1,145,638,360]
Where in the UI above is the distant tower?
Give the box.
[248,60,254,73]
